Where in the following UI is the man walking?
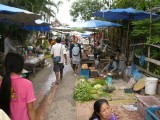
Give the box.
[51,37,67,84]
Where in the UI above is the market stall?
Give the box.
[24,54,45,77]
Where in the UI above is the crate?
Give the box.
[146,106,160,120]
[80,69,90,78]
[137,96,160,118]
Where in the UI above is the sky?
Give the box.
[56,0,75,25]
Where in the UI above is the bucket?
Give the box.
[145,77,158,95]
[105,73,113,85]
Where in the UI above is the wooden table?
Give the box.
[24,58,45,77]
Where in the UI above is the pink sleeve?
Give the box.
[26,81,36,103]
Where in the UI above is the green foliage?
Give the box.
[154,66,160,76]
[150,48,160,59]
[150,63,160,76]
[42,40,50,49]
[147,35,160,44]
[69,0,107,22]
[112,0,150,10]
[131,20,150,38]
[134,48,144,55]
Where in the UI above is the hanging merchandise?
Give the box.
[139,55,146,66]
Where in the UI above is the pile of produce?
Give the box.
[73,77,114,102]
[73,78,93,101]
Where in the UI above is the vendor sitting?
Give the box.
[101,55,118,74]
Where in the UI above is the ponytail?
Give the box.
[0,72,11,116]
[0,52,24,117]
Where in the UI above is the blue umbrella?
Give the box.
[93,8,159,60]
[70,20,122,28]
[0,4,40,26]
[0,4,34,14]
[0,4,50,31]
[70,20,122,46]
[22,19,51,31]
[93,8,159,21]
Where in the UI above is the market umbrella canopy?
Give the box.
[0,4,40,26]
[70,20,122,28]
[52,26,72,32]
[0,4,34,14]
[22,19,51,31]
[93,7,159,21]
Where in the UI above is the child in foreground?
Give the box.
[0,52,36,120]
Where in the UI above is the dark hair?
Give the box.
[89,99,109,120]
[0,52,24,116]
[110,55,115,60]
[116,48,121,53]
[56,37,61,43]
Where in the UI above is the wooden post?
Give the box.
[147,46,150,72]
[147,0,152,72]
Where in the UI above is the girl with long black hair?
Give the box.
[0,52,36,120]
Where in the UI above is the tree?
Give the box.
[69,0,107,22]
[112,0,160,11]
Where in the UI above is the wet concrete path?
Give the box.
[46,63,77,120]
[30,57,77,120]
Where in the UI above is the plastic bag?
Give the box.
[139,55,145,66]
[128,63,136,76]
[133,69,143,81]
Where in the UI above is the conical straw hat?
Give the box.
[133,78,145,91]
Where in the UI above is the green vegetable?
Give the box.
[93,84,102,89]
[90,89,97,94]
[73,79,93,102]
[73,77,111,101]
[91,79,106,86]
[91,94,100,100]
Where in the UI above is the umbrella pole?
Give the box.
[94,29,95,47]
[126,20,130,61]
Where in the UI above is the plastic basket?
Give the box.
[137,96,160,118]
[146,106,160,120]
[80,69,90,78]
